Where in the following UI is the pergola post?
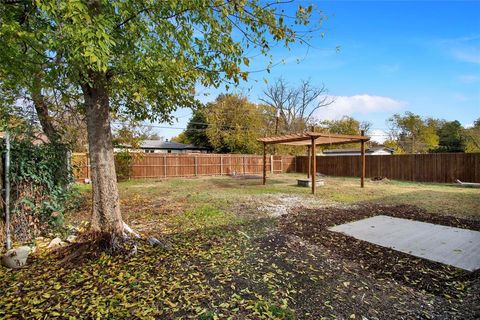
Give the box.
[307,145,311,178]
[360,130,365,188]
[311,137,316,195]
[262,142,266,185]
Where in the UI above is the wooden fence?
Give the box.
[72,153,296,182]
[73,152,480,183]
[296,153,480,183]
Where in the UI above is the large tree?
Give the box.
[434,120,466,153]
[1,1,317,244]
[205,94,268,154]
[183,108,213,149]
[387,112,439,153]
[317,116,370,136]
[316,116,371,149]
[260,78,333,133]
[464,118,480,152]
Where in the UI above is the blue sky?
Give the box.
[153,0,480,142]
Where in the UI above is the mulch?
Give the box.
[273,203,480,319]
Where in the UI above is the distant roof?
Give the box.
[141,140,208,150]
[323,147,394,154]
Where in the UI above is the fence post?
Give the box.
[243,156,246,175]
[220,155,223,175]
[194,156,198,176]
[164,155,167,177]
[270,155,273,174]
[175,155,178,177]
[144,156,147,178]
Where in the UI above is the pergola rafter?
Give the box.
[258,131,370,194]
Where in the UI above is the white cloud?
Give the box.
[314,94,406,121]
[370,129,389,144]
[457,74,480,83]
[435,35,480,65]
[452,93,471,102]
[452,48,480,64]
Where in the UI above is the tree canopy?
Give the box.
[464,118,480,153]
[385,112,478,154]
[183,109,213,150]
[205,94,269,154]
[1,0,319,240]
[435,120,466,153]
[387,112,439,153]
[1,0,317,123]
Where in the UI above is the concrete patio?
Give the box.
[329,215,480,271]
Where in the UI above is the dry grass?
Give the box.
[75,173,480,220]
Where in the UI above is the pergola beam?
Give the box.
[258,132,369,145]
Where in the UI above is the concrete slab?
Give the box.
[329,215,480,271]
[297,179,324,187]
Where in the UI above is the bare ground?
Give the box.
[1,177,479,319]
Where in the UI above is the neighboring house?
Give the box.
[322,147,394,156]
[0,131,49,145]
[115,139,209,154]
[141,140,209,154]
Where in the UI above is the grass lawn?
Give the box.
[1,174,479,319]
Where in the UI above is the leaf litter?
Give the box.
[1,190,479,319]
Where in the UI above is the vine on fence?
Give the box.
[1,129,79,244]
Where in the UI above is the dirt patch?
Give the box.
[67,192,192,236]
[370,176,390,182]
[230,174,262,180]
[255,193,332,217]
[276,203,480,319]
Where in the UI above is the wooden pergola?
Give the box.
[258,131,370,194]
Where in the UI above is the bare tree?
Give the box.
[359,121,372,134]
[260,78,334,133]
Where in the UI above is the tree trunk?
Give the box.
[32,73,60,143]
[31,73,71,186]
[82,73,124,238]
[32,95,60,143]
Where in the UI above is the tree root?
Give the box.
[55,224,141,264]
[123,222,141,239]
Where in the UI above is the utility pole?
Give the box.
[4,130,11,250]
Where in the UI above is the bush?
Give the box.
[114,150,134,181]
